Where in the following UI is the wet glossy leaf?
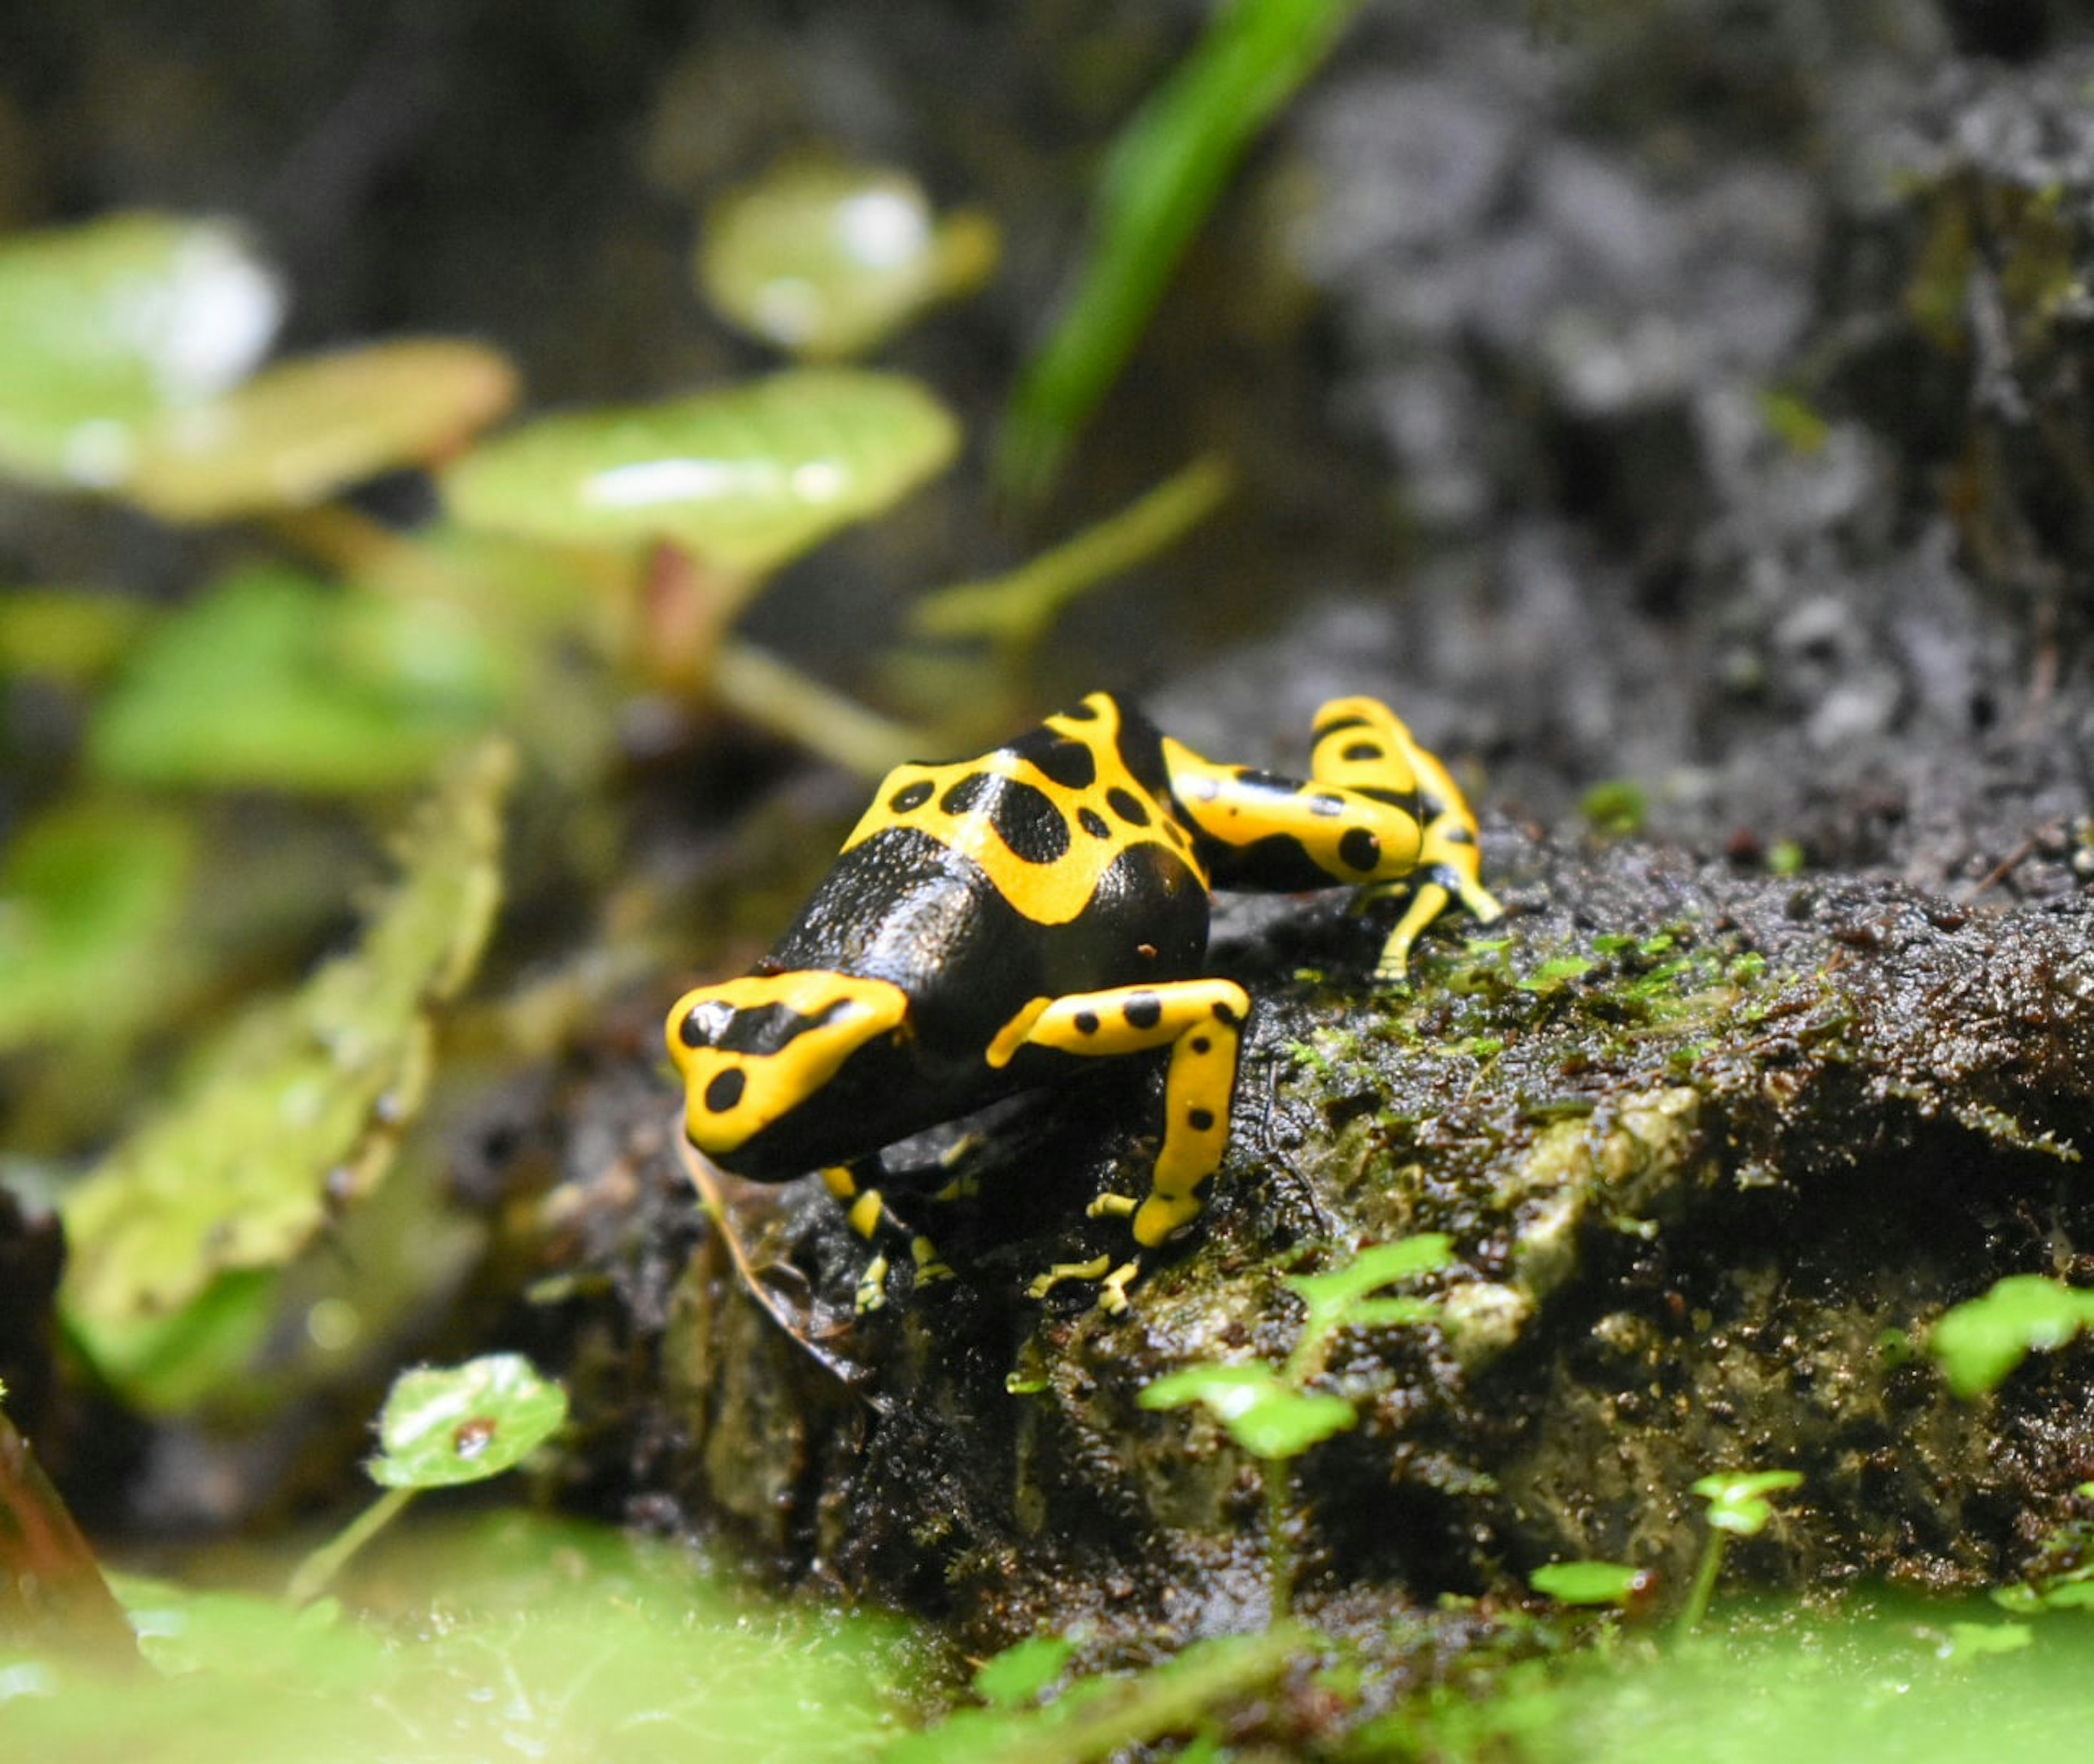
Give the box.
[699,160,998,359]
[1929,1274,2094,1399]
[0,798,198,1054]
[1140,1363,1356,1461]
[89,567,503,792]
[58,741,511,1408]
[440,367,959,572]
[129,339,520,521]
[0,212,282,488]
[368,1354,567,1489]
[998,0,1361,496]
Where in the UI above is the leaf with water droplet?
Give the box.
[369,1353,567,1489]
[699,160,997,359]
[440,368,958,573]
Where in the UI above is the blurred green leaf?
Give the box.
[0,212,282,489]
[58,740,512,1409]
[1929,1274,2094,1400]
[1140,1362,1356,1461]
[0,588,155,685]
[699,160,998,360]
[3,1514,921,1762]
[369,1353,568,1490]
[441,367,960,573]
[128,339,520,522]
[998,0,1362,497]
[1530,1560,1649,1608]
[89,567,503,792]
[1283,1232,1456,1373]
[0,798,198,1053]
[972,1633,1077,1708]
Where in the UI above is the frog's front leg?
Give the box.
[988,978,1249,1313]
[820,1160,954,1313]
[1309,697,1503,980]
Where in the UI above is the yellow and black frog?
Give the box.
[666,693,1501,1314]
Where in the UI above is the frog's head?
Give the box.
[665,970,911,1180]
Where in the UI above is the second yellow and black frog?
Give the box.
[666,693,1502,1313]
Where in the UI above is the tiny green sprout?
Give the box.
[287,1353,567,1604]
[1579,779,1647,837]
[1766,838,1806,876]
[1284,1233,1457,1380]
[1758,388,1831,455]
[1530,1560,1653,1610]
[1142,1363,1355,1627]
[1927,1274,2094,1399]
[1678,1468,1801,1634]
[1515,954,1595,994]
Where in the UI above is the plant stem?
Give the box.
[287,1485,417,1605]
[1675,1529,1727,1637]
[1266,1461,1295,1628]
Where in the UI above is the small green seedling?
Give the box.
[1679,1469,1802,1634]
[287,1352,567,1604]
[1142,1233,1458,1625]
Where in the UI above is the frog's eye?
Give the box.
[677,997,736,1049]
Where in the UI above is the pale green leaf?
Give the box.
[368,1354,568,1489]
[0,212,282,488]
[440,368,959,572]
[699,160,997,360]
[129,339,519,521]
[58,740,512,1405]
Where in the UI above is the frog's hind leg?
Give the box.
[820,1160,954,1313]
[989,977,1249,1313]
[1310,696,1503,980]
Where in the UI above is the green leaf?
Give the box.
[699,160,998,360]
[973,1633,1078,1708]
[0,798,197,1053]
[998,0,1363,497]
[1690,1470,1803,1537]
[1140,1363,1356,1461]
[0,212,282,488]
[128,339,519,521]
[58,741,511,1409]
[368,1354,568,1489]
[1929,1274,2094,1399]
[89,567,502,792]
[1530,1560,1650,1608]
[441,367,960,573]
